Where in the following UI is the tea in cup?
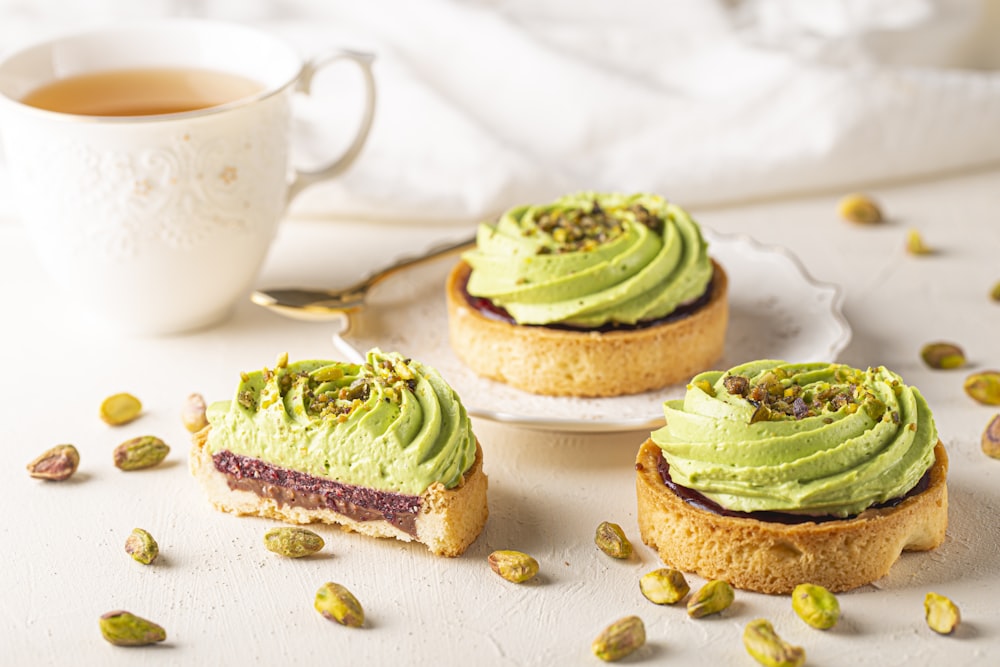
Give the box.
[0,20,376,335]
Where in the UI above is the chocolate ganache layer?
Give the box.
[460,269,717,333]
[214,450,421,535]
[653,449,932,525]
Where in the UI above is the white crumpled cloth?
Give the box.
[1,0,999,223]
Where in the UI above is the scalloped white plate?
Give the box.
[342,229,851,432]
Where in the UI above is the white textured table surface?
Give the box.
[2,166,1000,666]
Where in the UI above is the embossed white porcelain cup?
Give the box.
[0,20,375,335]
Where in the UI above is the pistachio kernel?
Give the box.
[749,404,773,425]
[125,528,159,565]
[639,568,690,605]
[591,615,645,662]
[180,393,209,432]
[964,371,1000,405]
[276,351,289,369]
[594,521,633,559]
[687,579,734,618]
[906,229,932,255]
[838,193,883,224]
[723,374,750,397]
[314,582,364,628]
[26,444,80,481]
[921,342,966,370]
[100,392,142,426]
[991,281,1000,302]
[791,583,840,629]
[924,592,960,635]
[488,550,539,583]
[982,414,1000,459]
[264,527,325,558]
[99,610,166,646]
[743,618,806,667]
[113,436,170,471]
[693,380,716,397]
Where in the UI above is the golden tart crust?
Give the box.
[635,439,949,593]
[445,259,728,397]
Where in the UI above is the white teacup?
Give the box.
[0,20,375,335]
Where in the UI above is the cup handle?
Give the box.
[287,49,376,202]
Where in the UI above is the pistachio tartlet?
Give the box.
[446,192,728,397]
[190,349,488,557]
[636,360,948,593]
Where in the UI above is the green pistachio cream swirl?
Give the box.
[651,361,938,518]
[462,192,713,328]
[205,349,477,496]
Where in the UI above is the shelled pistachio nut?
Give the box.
[488,550,539,583]
[181,393,209,432]
[99,610,166,646]
[982,414,1000,459]
[113,436,169,471]
[125,528,159,565]
[315,582,364,628]
[791,584,839,629]
[687,579,734,618]
[965,371,1000,405]
[906,229,932,255]
[639,568,689,605]
[595,521,633,559]
[743,618,805,667]
[924,592,960,635]
[26,444,79,481]
[591,615,645,662]
[838,193,883,224]
[920,342,965,370]
[264,527,325,558]
[100,393,142,426]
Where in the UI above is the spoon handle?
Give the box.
[251,234,474,316]
[357,235,475,291]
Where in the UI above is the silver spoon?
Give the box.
[251,235,474,322]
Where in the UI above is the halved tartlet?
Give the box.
[190,349,488,557]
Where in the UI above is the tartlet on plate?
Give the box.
[190,349,488,557]
[636,360,948,593]
[446,192,728,397]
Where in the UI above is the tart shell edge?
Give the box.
[445,259,729,397]
[635,438,948,593]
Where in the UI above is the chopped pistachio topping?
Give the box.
[723,364,878,423]
[529,199,663,254]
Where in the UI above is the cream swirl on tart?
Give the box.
[462,191,713,328]
[636,360,948,593]
[446,192,728,397]
[653,361,937,518]
[190,349,488,557]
